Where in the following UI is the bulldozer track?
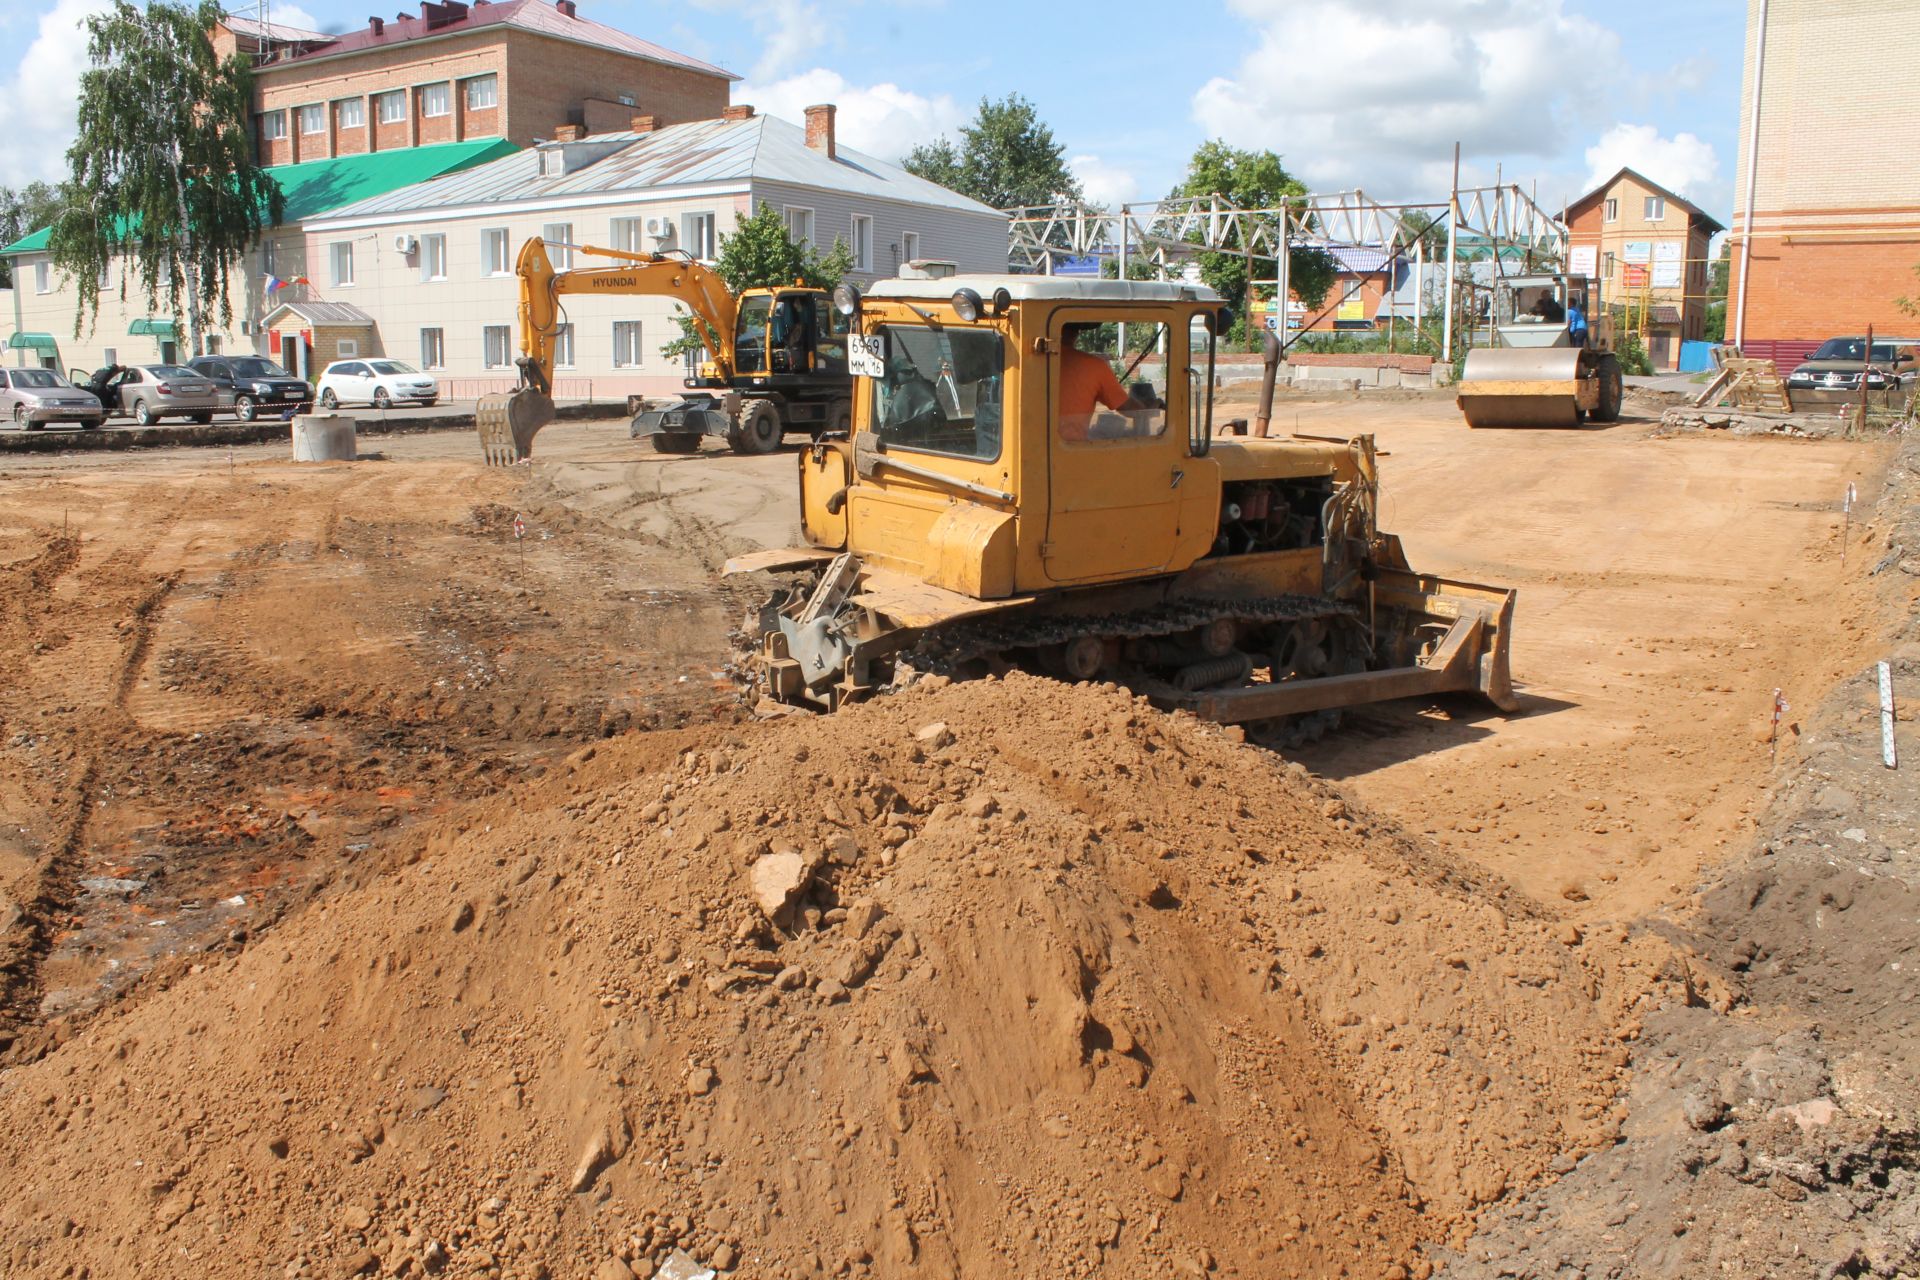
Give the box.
[920,593,1358,665]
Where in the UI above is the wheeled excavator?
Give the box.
[475,236,854,464]
[724,275,1522,730]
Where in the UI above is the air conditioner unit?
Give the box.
[645,216,675,241]
[395,233,419,255]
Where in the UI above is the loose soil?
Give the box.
[0,401,1911,1278]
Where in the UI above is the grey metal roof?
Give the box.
[307,115,1004,222]
[264,300,377,327]
[869,275,1222,303]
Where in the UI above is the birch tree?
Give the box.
[51,0,284,355]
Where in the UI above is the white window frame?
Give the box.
[463,74,497,111]
[851,214,873,272]
[482,325,513,369]
[336,338,359,359]
[259,110,288,140]
[553,323,576,369]
[420,233,447,282]
[297,103,324,134]
[481,227,510,276]
[785,206,814,249]
[337,97,365,129]
[1644,195,1666,221]
[330,241,355,287]
[542,222,573,268]
[903,230,921,263]
[96,261,111,290]
[610,217,643,254]
[421,83,451,119]
[1603,198,1617,222]
[262,238,277,275]
[682,212,715,259]
[420,327,446,370]
[376,91,406,125]
[612,320,643,368]
[33,260,50,294]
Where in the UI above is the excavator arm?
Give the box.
[477,235,740,464]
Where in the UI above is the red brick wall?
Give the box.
[462,102,500,139]
[416,83,455,143]
[501,30,729,139]
[1730,222,1920,346]
[334,101,369,155]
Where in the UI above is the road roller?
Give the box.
[1456,273,1624,429]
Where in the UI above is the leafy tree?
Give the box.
[50,0,284,355]
[903,94,1080,210]
[661,203,854,359]
[0,183,65,287]
[1398,209,1449,259]
[1168,141,1336,319]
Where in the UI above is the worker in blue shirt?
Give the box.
[1566,292,1589,349]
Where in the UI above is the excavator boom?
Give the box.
[476,236,740,464]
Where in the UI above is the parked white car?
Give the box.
[316,359,439,409]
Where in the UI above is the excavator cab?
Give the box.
[723,288,848,380]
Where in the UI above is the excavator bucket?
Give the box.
[1456,347,1585,429]
[476,388,555,465]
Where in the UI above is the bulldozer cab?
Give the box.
[734,287,849,378]
[800,276,1226,600]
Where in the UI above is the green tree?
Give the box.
[0,183,65,287]
[1703,240,1732,342]
[1168,141,1336,317]
[903,94,1080,210]
[50,0,284,355]
[661,203,854,359]
[1398,209,1449,259]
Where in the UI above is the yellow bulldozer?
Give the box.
[725,275,1521,729]
[476,236,853,464]
[1455,272,1624,429]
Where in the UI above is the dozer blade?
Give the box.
[1456,347,1584,429]
[476,388,555,465]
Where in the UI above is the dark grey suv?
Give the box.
[189,354,313,421]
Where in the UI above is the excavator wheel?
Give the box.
[732,398,783,455]
[824,400,853,439]
[650,431,701,454]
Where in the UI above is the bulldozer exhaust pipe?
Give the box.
[1254,329,1281,437]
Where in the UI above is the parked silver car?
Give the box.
[103,365,222,425]
[0,367,107,430]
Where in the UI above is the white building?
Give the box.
[292,104,1008,398]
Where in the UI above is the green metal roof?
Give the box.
[0,139,519,256]
[7,332,57,352]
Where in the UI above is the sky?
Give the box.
[0,0,1747,225]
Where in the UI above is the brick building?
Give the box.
[1563,168,1722,372]
[215,0,735,168]
[1729,0,1920,364]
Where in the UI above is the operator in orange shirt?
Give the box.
[1058,323,1150,441]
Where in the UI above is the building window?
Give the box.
[482,228,510,276]
[903,231,921,262]
[421,83,451,118]
[337,98,365,129]
[553,323,575,368]
[330,241,354,286]
[336,338,359,358]
[464,74,497,110]
[262,237,278,275]
[376,91,406,124]
[609,217,643,253]
[420,327,445,369]
[206,335,222,354]
[97,261,111,289]
[682,212,715,259]
[34,260,50,293]
[542,222,573,268]
[259,110,288,140]
[483,325,513,369]
[851,214,873,271]
[421,233,447,281]
[613,320,643,367]
[297,103,325,134]
[786,206,814,249]
[1644,195,1665,221]
[1602,198,1617,222]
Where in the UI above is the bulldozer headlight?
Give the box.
[832,283,862,317]
[950,287,984,323]
[991,287,1013,317]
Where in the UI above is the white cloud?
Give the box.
[1191,0,1623,198]
[0,0,112,188]
[740,68,961,162]
[267,3,325,34]
[1582,122,1718,199]
[1070,154,1138,207]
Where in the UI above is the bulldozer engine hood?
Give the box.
[1206,437,1357,483]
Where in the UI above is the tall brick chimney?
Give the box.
[555,0,576,16]
[804,103,836,159]
[720,104,755,122]
[630,114,660,133]
[367,14,384,32]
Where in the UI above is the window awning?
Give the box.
[128,318,177,338]
[6,332,58,352]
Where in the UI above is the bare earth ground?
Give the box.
[0,396,1911,1278]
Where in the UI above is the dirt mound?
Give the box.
[0,674,1637,1279]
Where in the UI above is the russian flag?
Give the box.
[264,273,284,291]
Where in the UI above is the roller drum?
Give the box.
[1456,347,1585,430]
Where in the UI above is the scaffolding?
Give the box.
[1004,154,1572,362]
